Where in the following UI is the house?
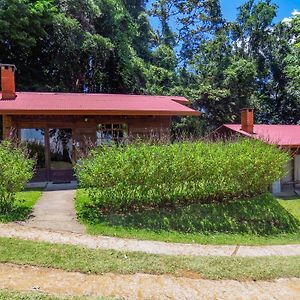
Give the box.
[0,64,200,182]
[214,108,300,194]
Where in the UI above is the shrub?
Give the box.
[75,139,289,214]
[0,141,34,213]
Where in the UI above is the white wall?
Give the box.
[272,180,281,194]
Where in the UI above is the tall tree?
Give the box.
[150,0,176,47]
[0,0,167,94]
[0,0,57,89]
[1,0,299,133]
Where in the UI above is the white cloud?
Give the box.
[291,9,300,16]
[282,9,300,24]
[282,17,292,23]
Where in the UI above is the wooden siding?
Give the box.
[11,115,171,138]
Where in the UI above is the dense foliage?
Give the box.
[0,141,34,213]
[151,0,300,132]
[75,139,289,213]
[0,0,299,134]
[0,0,155,93]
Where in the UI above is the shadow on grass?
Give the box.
[0,188,44,223]
[79,193,300,235]
[0,206,32,223]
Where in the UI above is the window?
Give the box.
[96,123,127,145]
[20,128,46,168]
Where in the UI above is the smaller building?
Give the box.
[214,108,300,194]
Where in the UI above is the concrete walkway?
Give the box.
[1,263,299,300]
[1,223,300,257]
[24,182,85,234]
[1,183,298,257]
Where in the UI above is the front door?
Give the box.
[49,128,74,182]
[20,128,47,182]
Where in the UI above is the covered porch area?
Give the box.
[1,114,172,182]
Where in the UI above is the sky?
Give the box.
[220,0,299,22]
[148,0,300,31]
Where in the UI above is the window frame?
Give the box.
[96,123,128,146]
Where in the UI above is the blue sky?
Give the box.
[220,0,299,22]
[148,0,300,30]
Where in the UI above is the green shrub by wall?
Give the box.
[0,141,34,213]
[75,139,289,214]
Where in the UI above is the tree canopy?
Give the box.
[0,0,299,134]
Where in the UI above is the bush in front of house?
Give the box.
[0,141,34,213]
[75,139,289,214]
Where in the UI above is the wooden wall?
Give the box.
[11,114,172,141]
[4,114,171,182]
[2,115,12,138]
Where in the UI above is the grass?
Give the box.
[0,290,117,300]
[278,197,300,221]
[0,237,300,281]
[0,290,68,300]
[76,190,300,245]
[0,188,43,222]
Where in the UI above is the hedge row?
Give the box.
[75,139,289,213]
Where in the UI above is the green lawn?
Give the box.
[0,188,43,222]
[278,198,300,221]
[0,290,80,300]
[76,190,300,245]
[0,290,116,300]
[0,237,300,281]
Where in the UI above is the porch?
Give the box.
[2,114,171,182]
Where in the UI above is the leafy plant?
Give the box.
[75,138,289,214]
[0,141,34,213]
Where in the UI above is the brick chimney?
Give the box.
[241,108,254,134]
[1,64,16,100]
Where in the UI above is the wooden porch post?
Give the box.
[2,115,12,139]
[44,127,51,181]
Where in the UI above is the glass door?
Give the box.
[20,128,46,181]
[49,128,74,182]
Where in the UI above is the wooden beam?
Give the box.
[2,115,12,139]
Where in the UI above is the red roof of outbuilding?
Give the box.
[0,92,200,116]
[222,124,300,147]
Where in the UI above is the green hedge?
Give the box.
[0,141,34,213]
[75,139,289,213]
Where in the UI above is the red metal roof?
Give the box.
[223,124,300,147]
[0,92,200,116]
[169,96,190,105]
